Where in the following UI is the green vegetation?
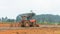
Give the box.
[33,14,60,24]
[0,14,60,25]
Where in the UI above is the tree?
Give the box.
[2,17,5,22]
[16,15,22,22]
[7,19,15,22]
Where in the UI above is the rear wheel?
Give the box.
[24,20,30,27]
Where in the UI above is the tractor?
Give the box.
[19,12,39,27]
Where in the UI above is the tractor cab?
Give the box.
[20,13,35,20]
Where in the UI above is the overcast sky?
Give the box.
[0,0,60,19]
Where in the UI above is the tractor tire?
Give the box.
[24,20,30,27]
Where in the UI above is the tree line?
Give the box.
[0,14,60,24]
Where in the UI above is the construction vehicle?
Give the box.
[19,11,39,27]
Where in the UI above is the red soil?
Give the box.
[0,27,60,34]
[0,22,60,34]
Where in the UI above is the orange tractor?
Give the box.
[19,13,39,27]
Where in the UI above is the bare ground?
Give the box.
[0,27,60,34]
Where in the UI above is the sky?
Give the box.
[0,0,60,19]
